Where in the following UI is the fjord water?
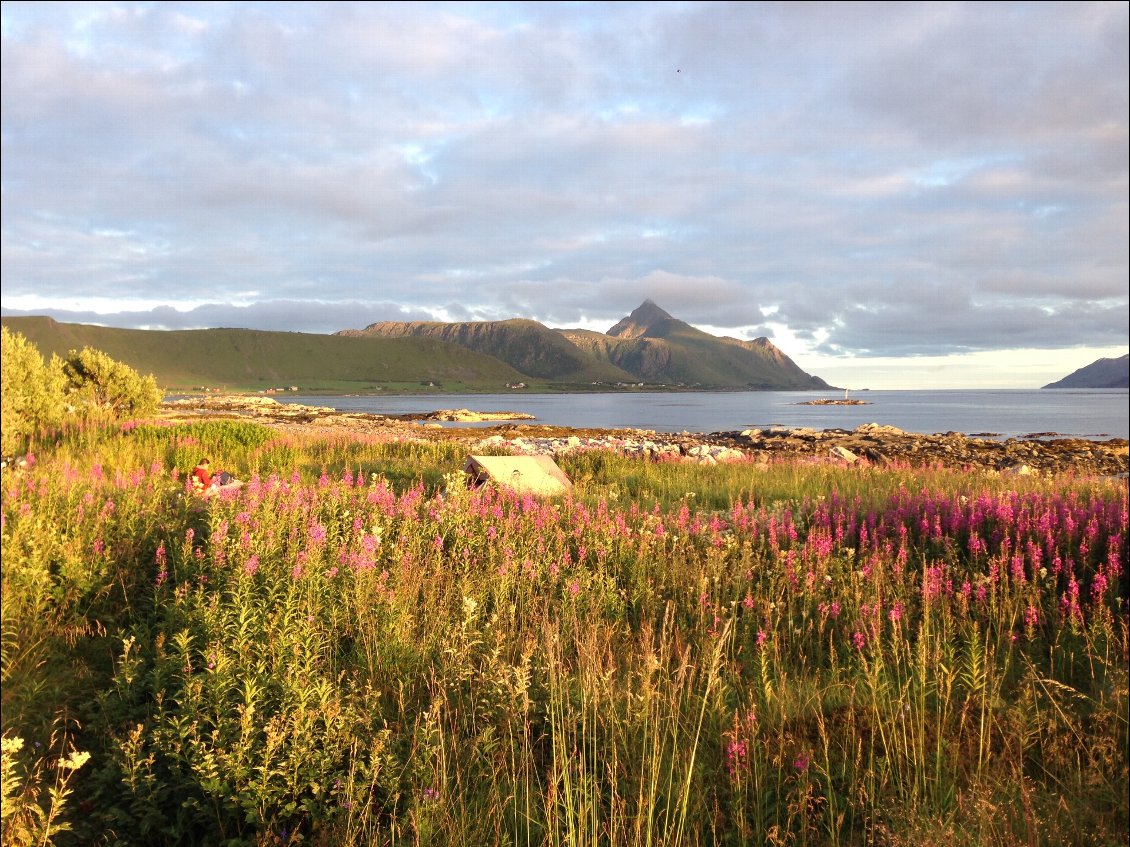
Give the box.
[279,388,1128,440]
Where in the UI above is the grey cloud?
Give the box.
[0,300,439,334]
[1,1,1126,369]
[812,299,1129,357]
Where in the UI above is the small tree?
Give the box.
[62,346,163,420]
[0,327,67,457]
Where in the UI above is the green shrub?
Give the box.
[0,327,67,458]
[62,346,162,420]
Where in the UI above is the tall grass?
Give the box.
[2,419,1126,846]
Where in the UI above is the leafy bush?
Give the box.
[62,346,162,420]
[0,328,165,459]
[0,326,66,458]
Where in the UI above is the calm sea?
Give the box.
[275,389,1128,441]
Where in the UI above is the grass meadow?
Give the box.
[2,418,1126,846]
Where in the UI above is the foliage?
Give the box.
[1,316,534,393]
[0,327,66,458]
[2,732,90,847]
[1,419,1126,846]
[61,346,162,420]
[1,327,162,459]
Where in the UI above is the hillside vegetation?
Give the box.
[1,316,531,393]
[563,317,829,388]
[4,301,835,393]
[340,318,635,384]
[345,300,834,390]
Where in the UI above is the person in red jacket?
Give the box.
[191,458,236,495]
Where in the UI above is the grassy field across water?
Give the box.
[2,419,1126,846]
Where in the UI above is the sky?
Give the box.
[2,1,1127,390]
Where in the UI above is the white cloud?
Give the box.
[1,1,1125,389]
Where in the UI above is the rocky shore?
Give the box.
[159,395,1129,479]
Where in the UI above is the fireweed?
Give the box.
[1,420,1126,846]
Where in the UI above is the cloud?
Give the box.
[1,1,1126,388]
[0,299,437,334]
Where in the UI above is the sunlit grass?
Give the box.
[2,419,1126,846]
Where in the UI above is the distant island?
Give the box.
[798,389,870,406]
[798,398,870,406]
[1043,354,1129,389]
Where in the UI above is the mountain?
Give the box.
[1,316,529,392]
[3,301,833,393]
[605,299,677,339]
[1043,354,1129,389]
[338,318,635,384]
[345,300,832,390]
[558,300,833,389]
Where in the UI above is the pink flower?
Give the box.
[725,740,748,777]
[292,552,307,580]
[244,555,260,575]
[568,580,581,597]
[1091,572,1109,602]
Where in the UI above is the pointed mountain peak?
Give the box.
[607,300,677,339]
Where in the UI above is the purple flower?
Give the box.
[725,740,748,777]
[888,601,903,624]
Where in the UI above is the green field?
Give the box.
[2,418,1126,846]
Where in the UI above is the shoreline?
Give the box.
[159,396,1129,479]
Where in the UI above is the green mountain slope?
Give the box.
[339,318,636,384]
[560,300,832,389]
[2,316,529,392]
[4,300,833,393]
